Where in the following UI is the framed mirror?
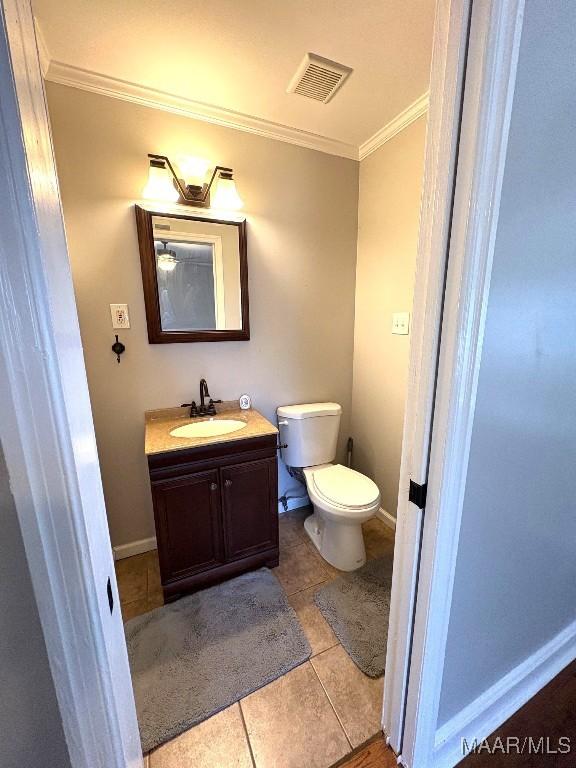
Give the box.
[135,206,249,343]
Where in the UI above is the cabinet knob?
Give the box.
[210,483,218,491]
[225,479,232,487]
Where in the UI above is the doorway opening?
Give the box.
[0,0,467,765]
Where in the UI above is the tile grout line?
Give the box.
[238,699,258,768]
[285,574,342,659]
[310,639,340,659]
[310,656,354,752]
[284,574,333,598]
[287,578,330,599]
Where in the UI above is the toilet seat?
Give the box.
[302,462,381,571]
[310,464,380,510]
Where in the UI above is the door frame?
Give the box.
[0,1,142,766]
[0,0,525,766]
[386,1,526,766]
[382,0,472,751]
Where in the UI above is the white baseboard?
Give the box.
[377,507,397,530]
[434,617,576,766]
[113,536,157,561]
[278,495,310,514]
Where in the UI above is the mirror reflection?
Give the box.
[152,215,242,332]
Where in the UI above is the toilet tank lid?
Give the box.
[277,402,342,419]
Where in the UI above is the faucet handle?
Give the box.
[180,401,198,417]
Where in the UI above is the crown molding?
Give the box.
[40,48,427,162]
[359,91,429,160]
[44,60,359,160]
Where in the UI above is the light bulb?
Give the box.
[156,240,177,271]
[157,254,177,272]
[143,161,180,202]
[212,173,244,210]
[177,156,211,188]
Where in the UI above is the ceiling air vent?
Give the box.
[287,53,352,104]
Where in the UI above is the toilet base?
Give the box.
[304,511,367,572]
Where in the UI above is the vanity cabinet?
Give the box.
[148,433,279,601]
[152,469,225,582]
[222,458,277,561]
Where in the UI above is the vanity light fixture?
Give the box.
[144,154,243,210]
[143,158,180,203]
[176,156,211,188]
[212,171,244,210]
[156,240,177,272]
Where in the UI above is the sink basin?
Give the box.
[170,419,247,439]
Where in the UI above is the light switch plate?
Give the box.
[110,303,130,329]
[392,311,410,335]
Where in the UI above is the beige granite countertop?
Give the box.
[145,401,278,456]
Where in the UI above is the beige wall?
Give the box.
[46,83,359,548]
[351,117,426,517]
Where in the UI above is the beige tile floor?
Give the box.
[116,507,395,768]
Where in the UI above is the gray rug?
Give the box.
[315,555,393,678]
[125,568,311,753]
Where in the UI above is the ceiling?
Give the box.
[33,0,435,158]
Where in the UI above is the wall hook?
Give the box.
[111,334,125,363]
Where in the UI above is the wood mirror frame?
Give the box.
[135,205,250,343]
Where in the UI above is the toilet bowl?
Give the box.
[277,403,381,571]
[303,463,380,571]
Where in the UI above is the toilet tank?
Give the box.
[276,403,342,468]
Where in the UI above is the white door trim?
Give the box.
[0,1,142,766]
[434,616,576,766]
[382,0,472,751]
[399,1,525,766]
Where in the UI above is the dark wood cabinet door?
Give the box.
[152,469,224,582]
[221,458,278,561]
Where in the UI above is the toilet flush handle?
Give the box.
[277,420,288,449]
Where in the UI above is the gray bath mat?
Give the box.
[315,555,393,678]
[125,568,311,753]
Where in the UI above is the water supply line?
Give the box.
[276,414,308,512]
[347,436,354,468]
[278,467,308,512]
[278,489,309,513]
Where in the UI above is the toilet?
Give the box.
[277,402,380,571]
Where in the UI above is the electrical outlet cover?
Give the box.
[110,303,130,329]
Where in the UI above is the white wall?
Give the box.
[46,83,359,548]
[0,442,71,767]
[351,118,426,516]
[438,0,576,724]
